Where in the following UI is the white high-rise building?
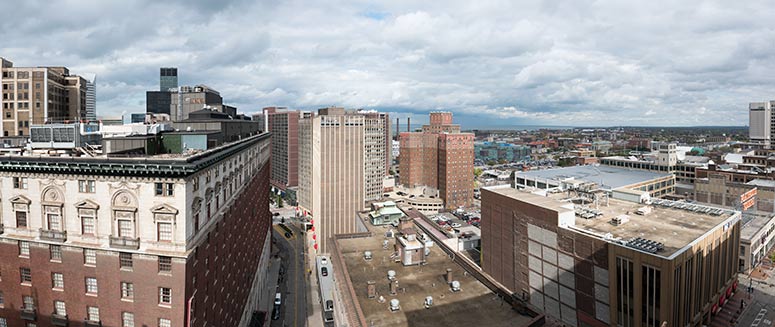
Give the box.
[750,101,773,148]
[85,74,97,121]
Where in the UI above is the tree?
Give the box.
[277,195,284,208]
[474,168,483,178]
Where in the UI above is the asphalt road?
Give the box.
[271,223,308,327]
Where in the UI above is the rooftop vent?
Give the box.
[424,296,433,309]
[390,299,400,312]
[387,270,396,281]
[364,251,372,261]
[450,280,461,292]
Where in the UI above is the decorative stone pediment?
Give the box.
[215,181,222,193]
[111,190,138,210]
[205,188,213,201]
[192,197,203,212]
[41,186,64,205]
[75,199,100,210]
[151,203,179,215]
[10,195,31,205]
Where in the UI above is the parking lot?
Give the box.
[430,210,481,231]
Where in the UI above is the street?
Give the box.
[271,221,308,327]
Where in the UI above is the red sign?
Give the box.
[741,188,758,203]
[743,198,756,211]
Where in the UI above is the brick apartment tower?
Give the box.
[1,57,87,136]
[399,112,474,209]
[263,107,299,191]
[297,107,390,253]
[0,134,273,327]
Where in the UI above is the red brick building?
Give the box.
[0,133,272,327]
[399,112,474,209]
[265,107,300,191]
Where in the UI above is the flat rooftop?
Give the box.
[337,231,532,327]
[488,187,738,258]
[741,213,775,240]
[0,133,269,177]
[517,165,672,189]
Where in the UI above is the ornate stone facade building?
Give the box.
[0,132,272,327]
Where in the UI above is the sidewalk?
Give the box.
[710,286,748,327]
[305,230,324,327]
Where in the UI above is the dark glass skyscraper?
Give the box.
[160,67,178,91]
[148,67,178,115]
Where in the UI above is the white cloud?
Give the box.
[1,0,771,126]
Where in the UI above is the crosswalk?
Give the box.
[750,309,768,327]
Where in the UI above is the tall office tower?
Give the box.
[147,68,179,116]
[0,58,88,136]
[481,186,741,327]
[750,101,774,148]
[399,112,474,209]
[265,107,299,191]
[85,75,97,121]
[0,132,273,327]
[160,67,178,91]
[170,85,224,121]
[297,107,390,252]
[363,111,391,200]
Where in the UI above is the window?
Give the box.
[23,295,34,310]
[159,256,172,273]
[87,306,100,322]
[19,241,29,256]
[20,267,32,284]
[13,177,27,189]
[122,312,135,327]
[50,245,62,261]
[159,318,171,327]
[81,214,96,235]
[84,249,97,265]
[0,318,6,327]
[155,182,174,196]
[158,222,173,242]
[119,253,133,269]
[78,180,96,193]
[47,211,62,231]
[118,219,134,238]
[0,291,4,307]
[193,177,200,191]
[121,282,134,300]
[85,277,98,294]
[16,211,28,228]
[159,287,172,305]
[54,300,66,316]
[52,272,64,289]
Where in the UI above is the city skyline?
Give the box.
[1,1,771,127]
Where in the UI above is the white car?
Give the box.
[451,223,462,228]
[321,257,328,265]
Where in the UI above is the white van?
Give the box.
[274,292,282,306]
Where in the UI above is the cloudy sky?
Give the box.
[1,0,771,127]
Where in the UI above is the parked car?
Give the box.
[322,267,328,277]
[272,307,281,320]
[451,223,462,228]
[274,293,282,306]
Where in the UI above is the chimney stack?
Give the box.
[396,117,400,138]
[368,281,377,298]
[445,268,453,284]
[390,279,399,295]
[407,117,411,132]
